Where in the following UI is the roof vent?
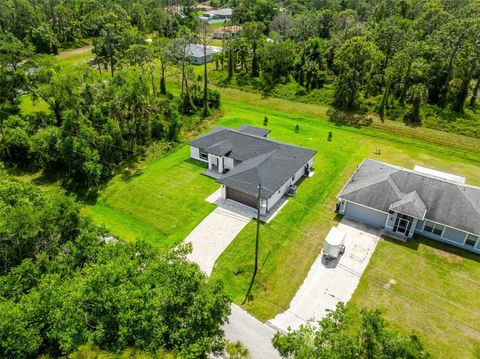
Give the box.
[413,165,466,184]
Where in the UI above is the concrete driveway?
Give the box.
[184,202,253,276]
[268,218,381,332]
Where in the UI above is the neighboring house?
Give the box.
[187,44,222,65]
[189,125,316,215]
[337,159,480,253]
[212,25,242,39]
[202,8,233,19]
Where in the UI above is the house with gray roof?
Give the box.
[187,44,222,65]
[189,126,316,214]
[337,159,480,253]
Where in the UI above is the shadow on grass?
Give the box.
[382,234,480,263]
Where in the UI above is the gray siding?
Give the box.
[443,227,467,244]
[344,202,388,228]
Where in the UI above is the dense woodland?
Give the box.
[0,173,231,358]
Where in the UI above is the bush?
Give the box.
[327,108,373,128]
[208,89,221,109]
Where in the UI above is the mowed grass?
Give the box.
[350,238,480,358]
[83,146,218,249]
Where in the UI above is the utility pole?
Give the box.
[243,184,261,305]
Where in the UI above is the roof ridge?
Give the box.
[456,185,480,217]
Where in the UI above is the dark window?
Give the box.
[465,234,478,247]
[200,150,208,160]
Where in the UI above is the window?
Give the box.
[200,150,208,160]
[292,175,295,181]
[424,221,434,233]
[465,234,478,247]
[433,224,444,236]
[423,221,444,236]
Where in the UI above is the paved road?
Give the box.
[223,304,280,359]
[268,219,381,332]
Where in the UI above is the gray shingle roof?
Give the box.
[390,191,426,219]
[187,44,215,58]
[338,159,480,236]
[237,125,271,137]
[189,126,317,198]
[207,140,232,156]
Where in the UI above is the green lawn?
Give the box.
[83,146,218,249]
[350,237,480,358]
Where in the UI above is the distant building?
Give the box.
[200,8,233,20]
[212,25,242,39]
[195,1,214,12]
[187,44,222,65]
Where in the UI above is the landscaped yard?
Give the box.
[83,146,218,249]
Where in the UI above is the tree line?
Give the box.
[217,0,480,133]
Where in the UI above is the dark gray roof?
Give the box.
[207,140,232,156]
[189,126,316,198]
[237,125,271,137]
[338,159,480,236]
[390,191,426,219]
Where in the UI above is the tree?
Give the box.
[242,21,266,77]
[258,39,296,85]
[333,37,384,108]
[272,303,430,359]
[404,83,428,124]
[198,21,212,117]
[153,37,173,95]
[93,18,143,77]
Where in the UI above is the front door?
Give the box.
[393,214,413,235]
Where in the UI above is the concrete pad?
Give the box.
[223,304,280,359]
[206,187,289,223]
[268,218,381,332]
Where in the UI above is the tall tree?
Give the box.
[333,36,384,108]
[242,21,266,77]
[197,21,212,117]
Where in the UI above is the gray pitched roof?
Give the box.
[189,126,317,198]
[207,140,232,156]
[390,191,426,219]
[338,159,480,236]
[187,44,215,58]
[237,125,271,137]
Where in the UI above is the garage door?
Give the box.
[226,187,258,209]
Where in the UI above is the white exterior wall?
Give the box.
[343,202,388,228]
[266,159,312,212]
[221,184,227,199]
[190,146,206,162]
[224,157,235,170]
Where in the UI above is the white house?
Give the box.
[189,125,316,214]
[337,159,480,254]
